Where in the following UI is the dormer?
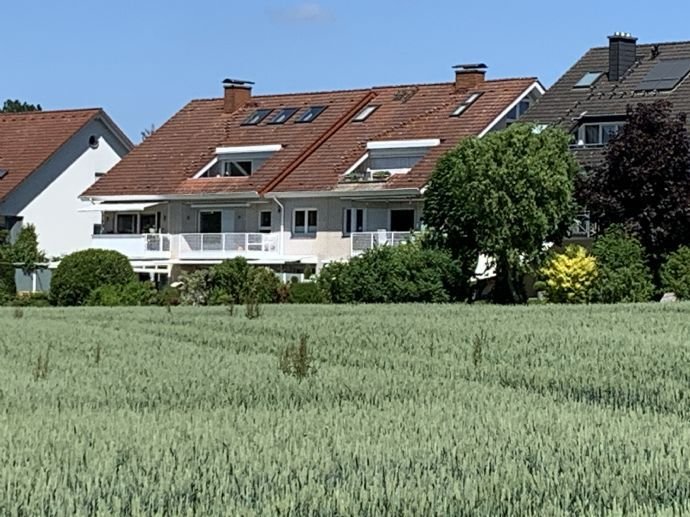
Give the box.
[194,144,282,178]
[340,139,440,184]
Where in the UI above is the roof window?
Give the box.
[353,105,379,122]
[451,92,482,117]
[574,72,604,88]
[269,108,298,124]
[242,109,273,126]
[296,106,326,123]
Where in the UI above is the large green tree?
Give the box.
[577,100,690,279]
[1,99,42,112]
[424,124,579,303]
[11,224,46,272]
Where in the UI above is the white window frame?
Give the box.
[578,122,625,146]
[259,210,273,233]
[293,208,318,235]
[343,208,366,235]
[221,160,253,177]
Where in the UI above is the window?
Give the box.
[353,105,379,122]
[199,211,222,233]
[116,214,138,234]
[390,209,415,232]
[222,160,253,177]
[581,123,624,145]
[574,72,604,88]
[296,106,326,123]
[93,224,103,235]
[242,109,273,126]
[451,92,482,117]
[343,208,365,235]
[294,209,318,235]
[140,213,158,233]
[269,108,298,124]
[259,211,272,233]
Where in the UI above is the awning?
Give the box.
[79,202,160,213]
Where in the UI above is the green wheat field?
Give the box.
[2,304,690,515]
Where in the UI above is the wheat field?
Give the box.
[2,304,690,515]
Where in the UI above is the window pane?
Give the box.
[117,214,137,234]
[140,213,157,233]
[390,209,415,232]
[295,210,306,233]
[344,209,352,234]
[355,209,364,232]
[200,211,222,233]
[260,211,272,228]
[601,125,620,144]
[307,210,317,233]
[584,125,600,145]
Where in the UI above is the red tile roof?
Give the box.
[84,77,537,198]
[0,108,103,201]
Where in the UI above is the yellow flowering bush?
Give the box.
[539,245,598,303]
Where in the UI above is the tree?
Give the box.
[10,224,46,272]
[424,124,579,304]
[1,99,42,112]
[577,101,690,279]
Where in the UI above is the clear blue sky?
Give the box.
[5,0,690,141]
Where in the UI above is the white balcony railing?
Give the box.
[569,212,597,238]
[177,233,280,259]
[92,234,172,259]
[350,231,413,256]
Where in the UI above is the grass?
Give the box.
[1,303,690,515]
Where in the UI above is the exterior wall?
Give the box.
[2,118,130,259]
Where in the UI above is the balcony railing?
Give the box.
[351,231,413,256]
[92,234,171,259]
[569,212,597,238]
[177,233,280,259]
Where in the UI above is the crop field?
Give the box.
[2,304,690,515]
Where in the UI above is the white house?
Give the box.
[0,108,132,258]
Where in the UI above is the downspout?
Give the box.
[272,196,285,256]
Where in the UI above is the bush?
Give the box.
[50,249,134,306]
[87,281,158,307]
[0,262,15,303]
[287,282,326,304]
[317,242,465,304]
[661,246,690,300]
[178,269,211,306]
[9,292,50,307]
[590,226,655,303]
[157,286,181,306]
[539,245,597,304]
[210,258,252,305]
[249,267,282,303]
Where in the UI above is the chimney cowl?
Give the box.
[223,78,253,113]
[608,32,638,82]
[454,64,487,91]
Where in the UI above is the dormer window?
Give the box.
[577,122,625,146]
[194,144,282,178]
[269,108,298,124]
[222,160,253,177]
[242,109,273,126]
[296,106,326,123]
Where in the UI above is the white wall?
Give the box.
[18,136,123,258]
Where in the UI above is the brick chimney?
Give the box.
[454,64,487,91]
[608,32,637,82]
[223,79,253,113]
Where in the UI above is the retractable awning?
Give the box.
[79,202,160,213]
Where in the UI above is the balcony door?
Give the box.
[390,209,415,232]
[199,209,234,233]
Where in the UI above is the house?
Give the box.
[522,33,690,238]
[0,108,133,258]
[81,66,543,282]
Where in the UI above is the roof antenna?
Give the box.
[651,44,660,59]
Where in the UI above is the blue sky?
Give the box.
[4,0,690,141]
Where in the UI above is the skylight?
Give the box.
[574,72,604,88]
[242,109,273,126]
[451,92,482,117]
[353,105,379,122]
[269,108,298,124]
[296,106,326,123]
[636,59,690,91]
[0,169,7,180]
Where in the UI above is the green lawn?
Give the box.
[2,304,690,515]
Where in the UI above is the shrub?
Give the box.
[10,292,50,307]
[210,258,252,305]
[11,224,46,272]
[50,249,134,306]
[317,242,465,304]
[539,245,597,304]
[661,246,690,300]
[249,267,282,303]
[157,286,181,306]
[590,226,655,303]
[0,262,15,303]
[287,282,326,304]
[178,269,211,306]
[87,281,158,307]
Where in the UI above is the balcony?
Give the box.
[177,233,280,260]
[92,234,172,260]
[350,231,413,256]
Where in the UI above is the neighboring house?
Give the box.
[0,109,133,258]
[81,66,543,281]
[522,32,690,238]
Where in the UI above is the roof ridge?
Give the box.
[0,107,102,118]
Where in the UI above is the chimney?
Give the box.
[608,32,637,82]
[454,64,487,91]
[223,78,253,113]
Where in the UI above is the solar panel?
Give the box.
[636,59,690,91]
[574,72,603,88]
